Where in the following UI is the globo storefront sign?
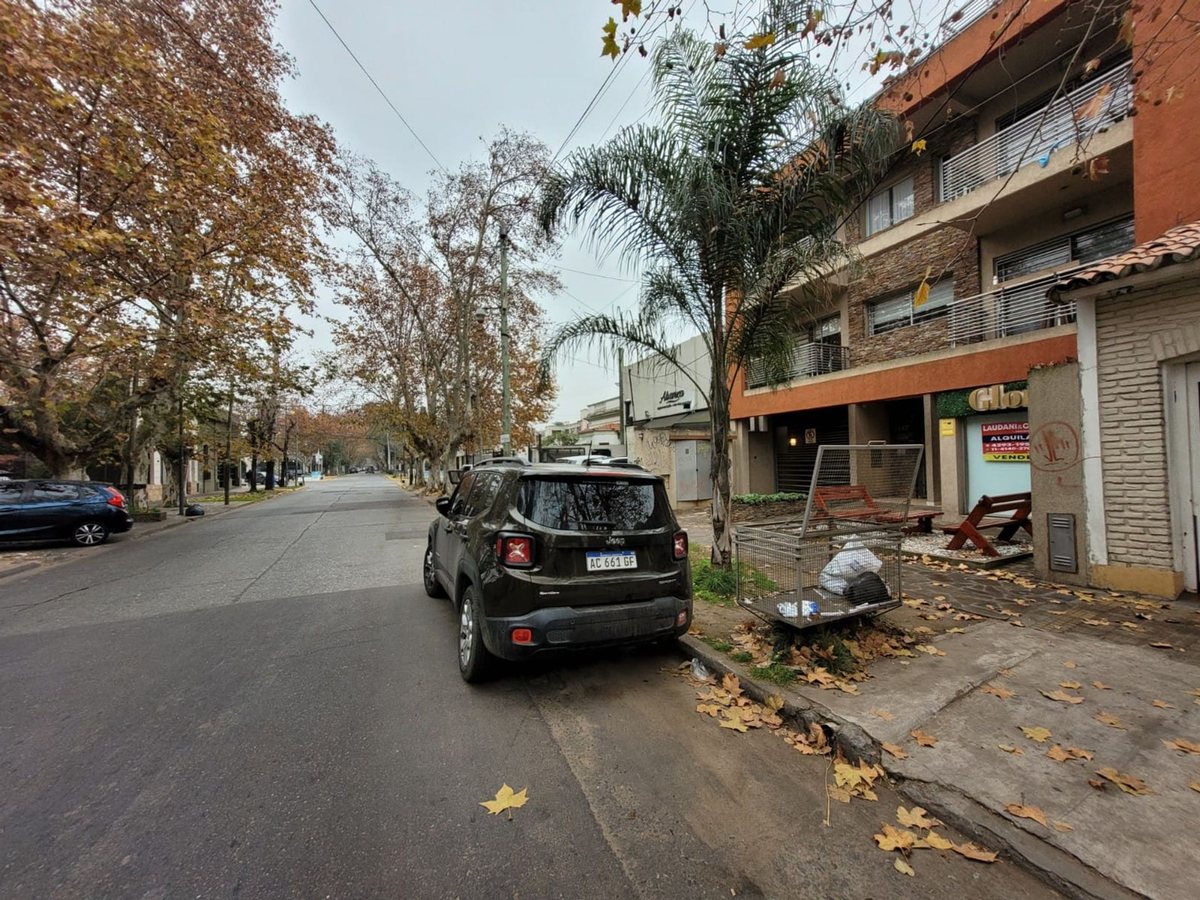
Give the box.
[968,383,1029,412]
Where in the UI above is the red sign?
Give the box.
[981,422,1030,462]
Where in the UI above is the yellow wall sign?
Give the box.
[969,383,1029,412]
[939,418,956,437]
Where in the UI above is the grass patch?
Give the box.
[732,491,806,506]
[699,635,733,653]
[752,662,798,686]
[730,650,753,664]
[689,546,777,607]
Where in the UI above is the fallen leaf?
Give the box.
[871,708,896,721]
[947,627,966,634]
[923,830,954,851]
[722,672,742,696]
[882,742,909,759]
[1189,781,1200,793]
[911,728,938,748]
[1095,712,1126,730]
[480,783,529,817]
[1096,767,1152,795]
[1005,803,1048,827]
[696,703,722,717]
[765,694,784,712]
[1067,747,1095,760]
[953,842,998,863]
[1091,680,1111,690]
[1059,680,1082,690]
[1063,660,1078,669]
[1152,700,1175,709]
[894,857,916,876]
[1042,689,1085,705]
[1020,726,1052,743]
[1010,620,1026,628]
[1046,745,1074,762]
[874,824,918,852]
[827,785,852,803]
[1150,642,1174,649]
[1088,779,1107,790]
[998,743,1025,755]
[897,806,941,829]
[1053,820,1074,833]
[982,683,1015,700]
[719,713,749,733]
[1163,738,1200,755]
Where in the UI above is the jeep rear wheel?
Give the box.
[422,542,446,598]
[457,585,494,683]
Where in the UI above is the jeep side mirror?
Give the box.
[448,469,463,486]
[435,496,451,517]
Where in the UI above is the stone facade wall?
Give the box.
[1095,279,1198,570]
[843,118,981,367]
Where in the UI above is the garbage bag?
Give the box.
[690,658,710,681]
[844,571,890,606]
[818,541,883,595]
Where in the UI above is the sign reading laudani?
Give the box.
[981,421,1030,462]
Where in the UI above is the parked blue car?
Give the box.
[0,480,134,546]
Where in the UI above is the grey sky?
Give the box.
[274,0,678,424]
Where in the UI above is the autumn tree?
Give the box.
[0,0,333,477]
[328,131,559,484]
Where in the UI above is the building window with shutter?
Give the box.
[867,278,955,335]
[865,176,915,237]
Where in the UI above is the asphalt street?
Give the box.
[0,475,1056,898]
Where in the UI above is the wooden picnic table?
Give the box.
[811,485,941,534]
[941,491,1033,556]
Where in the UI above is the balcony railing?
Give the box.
[940,61,1133,202]
[948,266,1084,346]
[937,0,997,42]
[747,341,849,389]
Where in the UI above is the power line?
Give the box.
[549,264,638,282]
[305,0,447,174]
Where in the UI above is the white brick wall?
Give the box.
[1095,281,1199,568]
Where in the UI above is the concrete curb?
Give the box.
[0,561,41,581]
[677,634,1133,900]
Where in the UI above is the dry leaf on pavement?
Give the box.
[1189,781,1200,793]
[1163,738,1200,754]
[874,824,918,852]
[765,693,785,712]
[1150,642,1174,649]
[870,708,896,721]
[894,857,916,876]
[696,703,722,717]
[897,806,941,829]
[1046,745,1075,762]
[982,683,1015,700]
[1042,689,1085,705]
[722,672,742,696]
[1053,821,1074,832]
[719,712,749,733]
[1063,660,1078,669]
[998,743,1024,755]
[882,742,908,759]
[921,831,954,851]
[1020,725,1052,743]
[1091,680,1111,690]
[1096,767,1153,795]
[1095,712,1126,729]
[1067,747,1095,760]
[1152,700,1175,709]
[480,784,529,818]
[1059,680,1083,690]
[1005,804,1048,827]
[953,841,998,863]
[915,644,946,656]
[911,728,938,747]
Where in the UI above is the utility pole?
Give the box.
[617,347,626,450]
[224,384,233,506]
[499,224,512,456]
[177,393,187,517]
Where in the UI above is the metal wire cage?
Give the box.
[733,445,924,631]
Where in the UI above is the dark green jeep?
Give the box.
[423,459,692,682]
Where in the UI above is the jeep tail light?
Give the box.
[673,531,688,560]
[495,533,535,568]
[105,487,126,509]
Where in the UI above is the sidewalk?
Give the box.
[680,510,1200,899]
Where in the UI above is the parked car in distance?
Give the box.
[424,458,691,682]
[0,480,134,546]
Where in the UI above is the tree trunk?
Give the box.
[250,452,259,491]
[265,459,276,491]
[709,391,733,567]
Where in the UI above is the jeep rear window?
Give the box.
[516,478,669,531]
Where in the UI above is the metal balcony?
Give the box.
[939,61,1132,202]
[746,342,849,389]
[948,266,1084,346]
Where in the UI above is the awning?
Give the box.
[640,410,711,430]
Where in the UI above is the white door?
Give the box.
[1186,364,1200,591]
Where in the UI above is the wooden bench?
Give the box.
[942,491,1033,556]
[811,485,941,534]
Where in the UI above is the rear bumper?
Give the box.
[481,595,692,661]
[110,514,134,534]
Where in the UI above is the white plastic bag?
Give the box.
[818,540,883,595]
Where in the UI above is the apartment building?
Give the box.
[729,0,1200,520]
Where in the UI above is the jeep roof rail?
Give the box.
[582,459,646,471]
[473,457,529,468]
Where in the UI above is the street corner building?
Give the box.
[724,0,1200,598]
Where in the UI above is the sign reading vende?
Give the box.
[981,422,1030,462]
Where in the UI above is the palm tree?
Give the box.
[539,2,898,564]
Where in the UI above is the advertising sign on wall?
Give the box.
[981,422,1030,462]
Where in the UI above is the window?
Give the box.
[865,176,915,236]
[517,478,671,531]
[811,315,841,344]
[32,482,79,501]
[461,472,503,518]
[994,215,1135,283]
[448,472,476,517]
[867,278,955,335]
